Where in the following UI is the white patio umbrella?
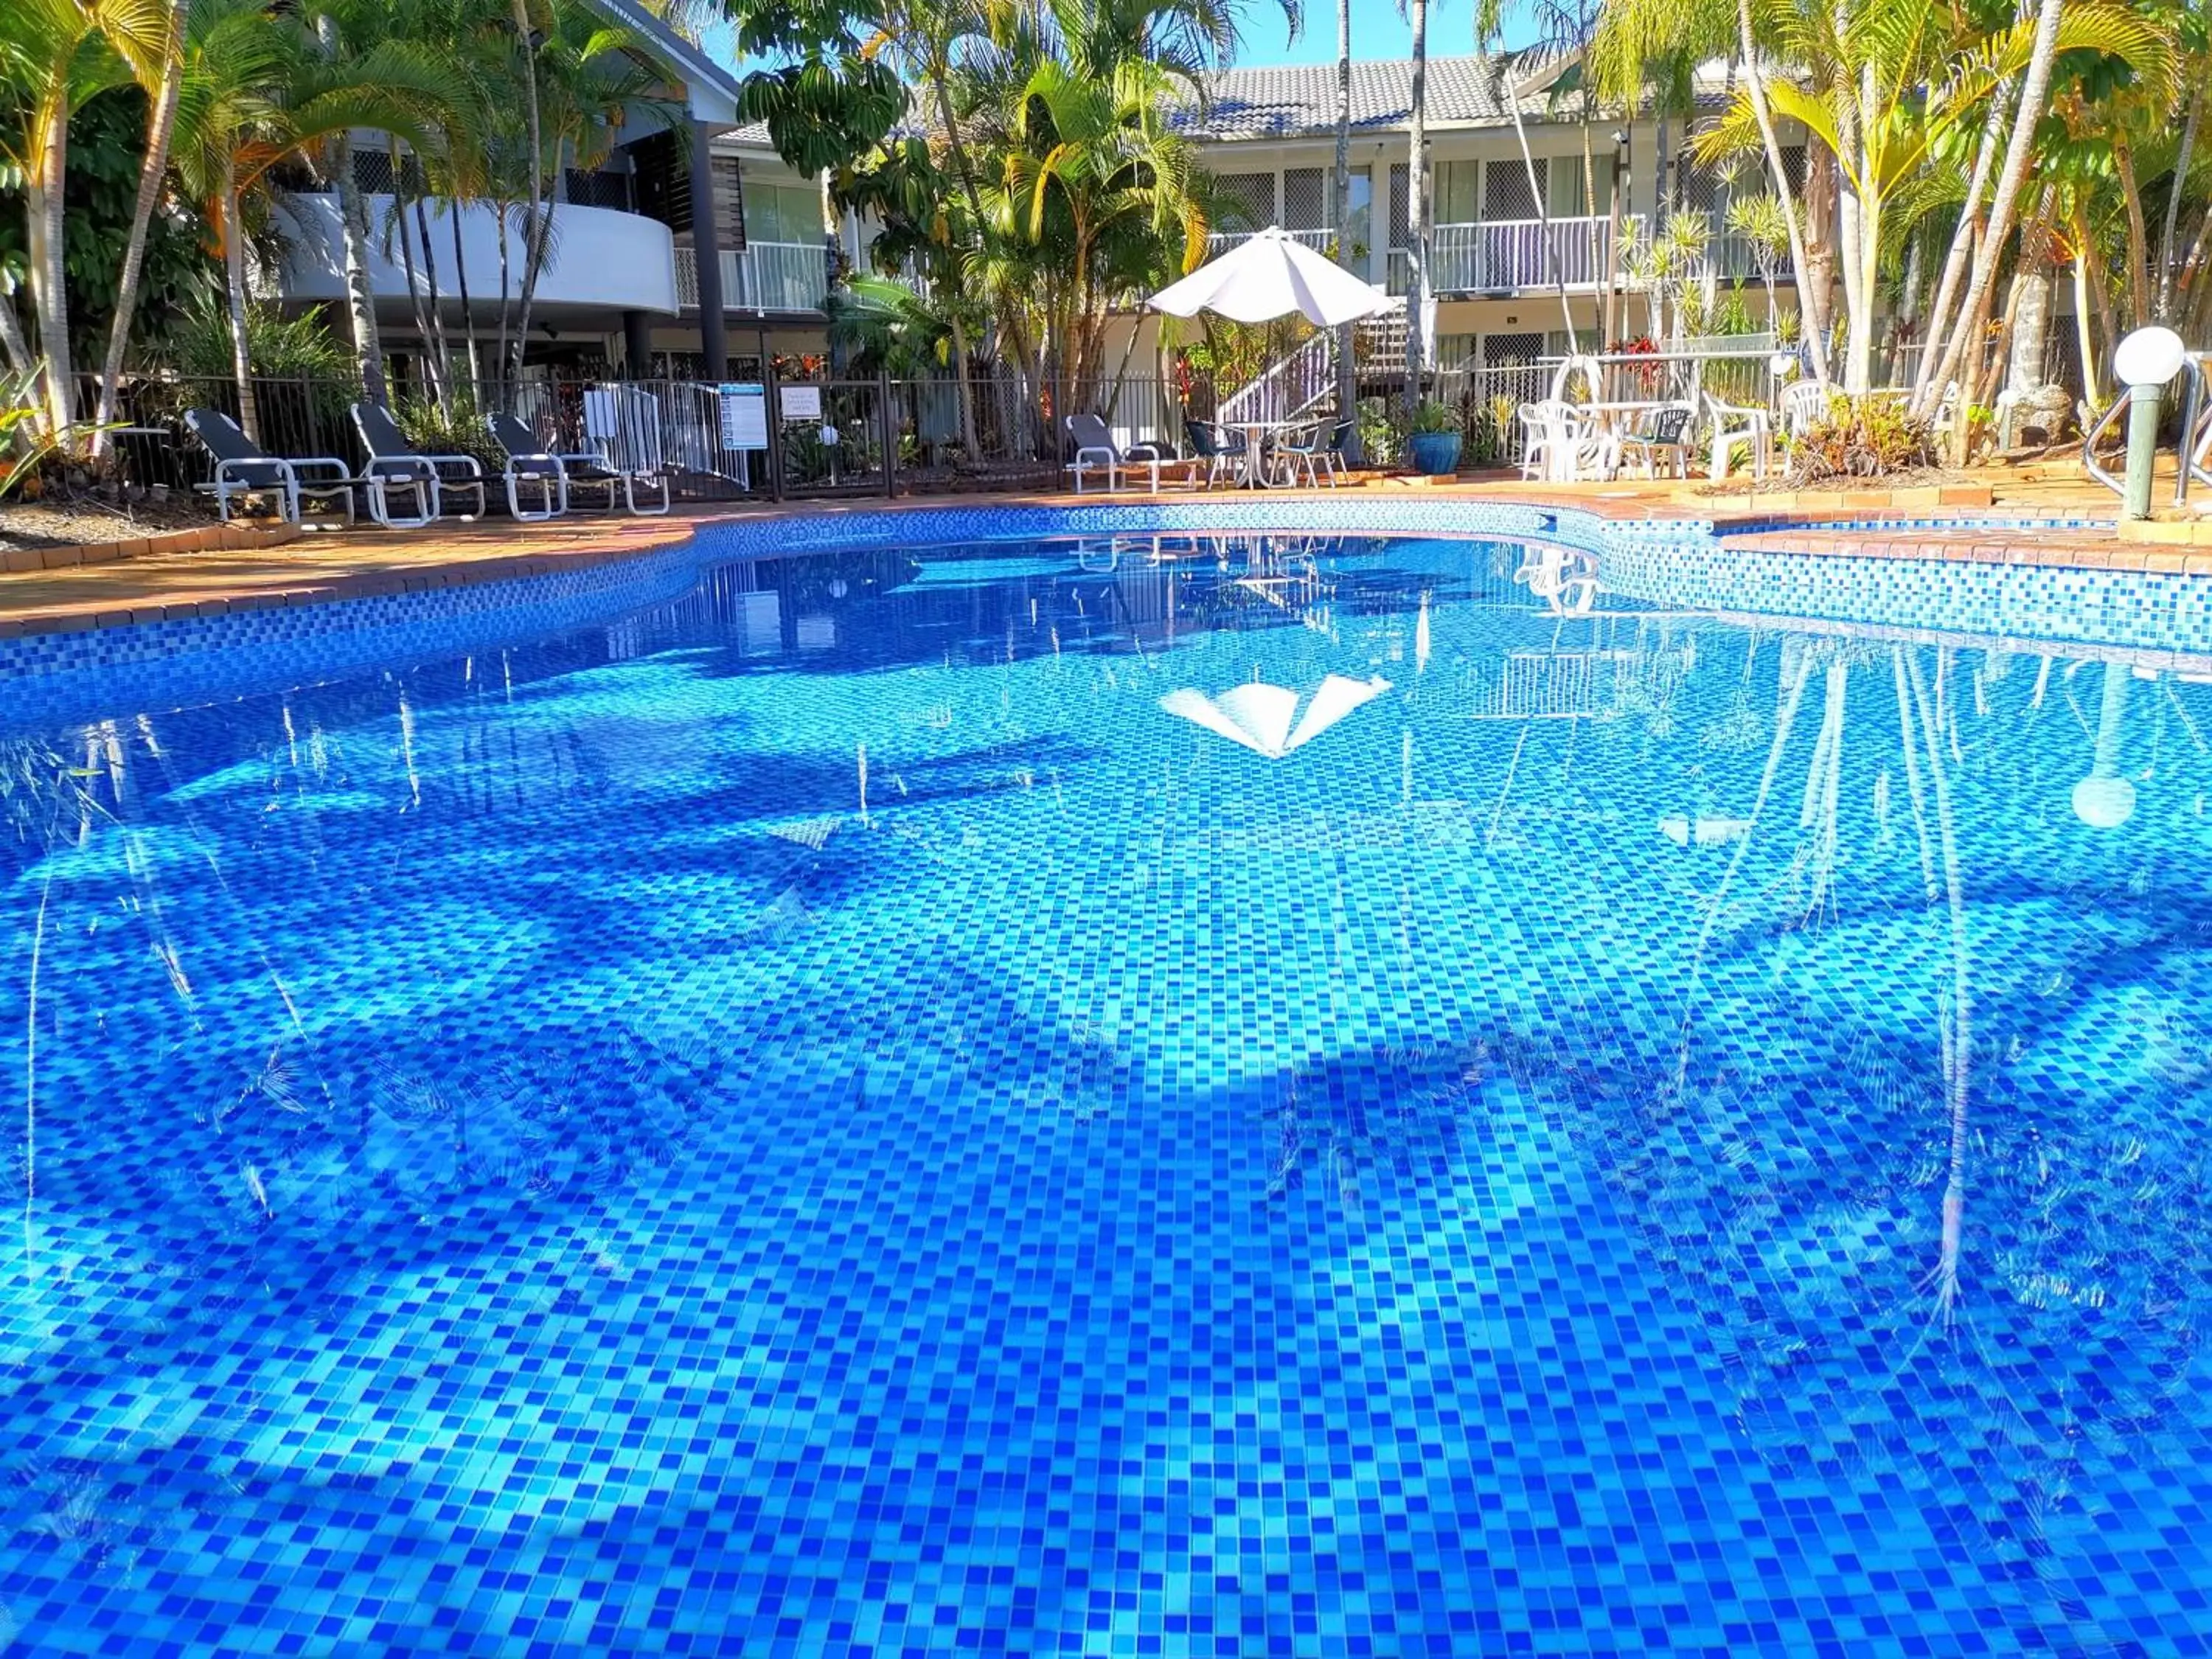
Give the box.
[1147,226,1390,327]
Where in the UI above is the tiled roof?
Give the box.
[1172,55,1512,139]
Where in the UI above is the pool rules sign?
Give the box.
[718,383,767,450]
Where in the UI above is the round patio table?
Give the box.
[1216,418,1305,489]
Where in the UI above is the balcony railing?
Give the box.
[1388,214,1797,296]
[1206,226,1336,256]
[675,241,832,313]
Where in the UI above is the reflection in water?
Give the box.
[3,534,2211,1649]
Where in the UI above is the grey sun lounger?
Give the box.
[184,408,424,528]
[352,402,487,524]
[488,412,625,521]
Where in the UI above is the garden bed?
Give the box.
[0,493,222,556]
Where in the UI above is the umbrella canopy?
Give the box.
[1147,226,1391,327]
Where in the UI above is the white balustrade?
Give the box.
[673,241,832,313]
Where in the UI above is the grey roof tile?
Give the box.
[1173,55,1510,139]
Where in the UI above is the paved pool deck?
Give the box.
[0,465,2185,641]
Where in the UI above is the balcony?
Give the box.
[674,242,832,314]
[1388,214,1794,296]
[275,193,679,315]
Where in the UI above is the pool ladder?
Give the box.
[2083,350,2212,509]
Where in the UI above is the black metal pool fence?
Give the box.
[75,358,1773,509]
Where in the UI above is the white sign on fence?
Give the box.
[779,384,822,421]
[718,383,767,449]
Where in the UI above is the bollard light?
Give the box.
[2113,327,2188,521]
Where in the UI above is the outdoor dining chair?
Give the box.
[1183,418,1244,490]
[1272,419,1351,487]
[352,403,487,522]
[1616,403,1696,480]
[1516,400,1588,483]
[184,408,425,528]
[1704,391,1773,481]
[1778,379,1831,442]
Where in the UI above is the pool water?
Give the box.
[3,532,2211,1655]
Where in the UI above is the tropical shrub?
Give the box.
[1784,393,1940,481]
[0,367,60,500]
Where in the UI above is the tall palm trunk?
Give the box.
[1919,0,2065,420]
[333,134,389,403]
[1510,77,1574,347]
[26,103,74,439]
[92,0,189,458]
[450,206,481,390]
[221,170,261,445]
[927,67,984,462]
[512,145,561,392]
[507,0,545,387]
[2003,193,2058,408]
[2072,212,2100,397]
[317,14,385,403]
[0,302,31,376]
[1736,0,1828,382]
[391,141,447,406]
[1912,77,2011,405]
[2111,135,2153,326]
[1333,0,1356,456]
[2159,88,2202,321]
[1403,0,1430,409]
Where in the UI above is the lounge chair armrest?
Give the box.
[504,450,568,471]
[418,452,484,478]
[289,456,358,484]
[1071,445,1117,467]
[366,455,439,481]
[213,456,297,487]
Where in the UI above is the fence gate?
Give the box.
[771,378,894,498]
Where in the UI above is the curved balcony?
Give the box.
[275,193,679,317]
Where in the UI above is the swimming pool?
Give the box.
[2,526,2210,1655]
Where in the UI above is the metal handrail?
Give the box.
[2084,352,2210,507]
[2180,350,2212,507]
[2081,388,2132,498]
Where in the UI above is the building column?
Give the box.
[690,121,728,379]
[622,310,654,379]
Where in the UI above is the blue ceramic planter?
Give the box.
[1408,431,1464,476]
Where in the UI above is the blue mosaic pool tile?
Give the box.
[0,526,2208,1655]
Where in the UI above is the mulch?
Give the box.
[0,493,220,554]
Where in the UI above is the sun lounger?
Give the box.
[352,402,487,523]
[184,407,425,527]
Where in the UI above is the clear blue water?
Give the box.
[3,531,2211,1656]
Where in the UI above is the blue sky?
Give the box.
[698,0,1540,78]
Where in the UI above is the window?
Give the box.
[1483,331,1545,369]
[1437,333,1478,371]
[1281,167,1329,230]
[1484,159,1540,220]
[748,184,821,245]
[1216,171,1275,232]
[1546,156,1614,218]
[1435,162,1480,226]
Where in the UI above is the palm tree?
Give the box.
[90,0,188,456]
[171,0,441,440]
[1402,0,1430,407]
[507,5,678,386]
[1327,0,1354,448]
[1915,0,2168,420]
[0,0,173,439]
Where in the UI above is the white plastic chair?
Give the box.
[1778,380,1830,442]
[1705,392,1771,481]
[1517,399,1587,482]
